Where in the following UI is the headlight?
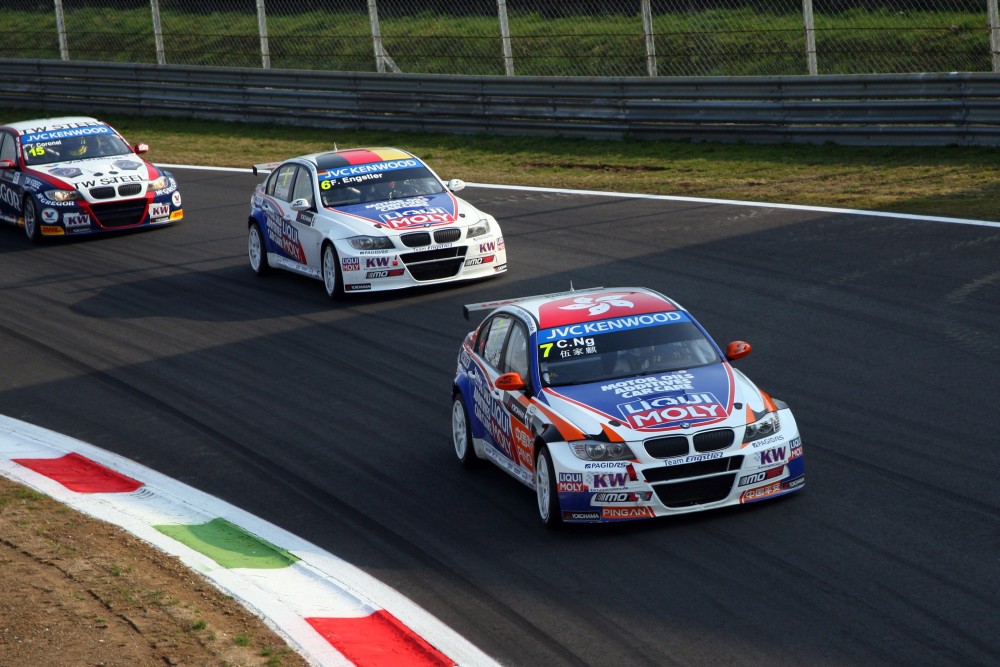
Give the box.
[43,189,80,202]
[744,411,781,443]
[347,235,394,250]
[569,440,635,461]
[147,175,169,192]
[466,219,490,238]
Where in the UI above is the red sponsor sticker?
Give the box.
[601,506,655,520]
[740,480,782,503]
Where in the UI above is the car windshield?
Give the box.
[538,319,721,387]
[21,131,132,166]
[317,165,445,207]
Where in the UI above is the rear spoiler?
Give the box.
[252,161,282,176]
[463,285,605,320]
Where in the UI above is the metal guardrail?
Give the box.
[4,59,1000,147]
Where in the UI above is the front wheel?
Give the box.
[321,243,343,300]
[535,446,563,529]
[452,396,478,469]
[23,197,41,243]
[248,222,270,275]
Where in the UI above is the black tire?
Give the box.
[247,222,270,275]
[321,242,343,300]
[23,197,41,243]
[451,395,478,469]
[535,446,563,529]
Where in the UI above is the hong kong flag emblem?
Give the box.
[538,291,676,328]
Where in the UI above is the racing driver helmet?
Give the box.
[68,137,89,158]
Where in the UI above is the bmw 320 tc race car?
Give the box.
[0,116,183,241]
[247,147,506,298]
[451,286,804,527]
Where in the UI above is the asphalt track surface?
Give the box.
[1,166,998,667]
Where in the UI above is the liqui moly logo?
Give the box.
[379,207,453,229]
[617,392,726,429]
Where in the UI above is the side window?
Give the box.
[291,166,314,207]
[268,165,296,201]
[479,315,512,369]
[0,133,15,163]
[502,323,529,380]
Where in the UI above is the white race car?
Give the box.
[247,147,506,298]
[0,116,183,241]
[452,286,804,527]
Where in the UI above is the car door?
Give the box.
[0,131,23,225]
[265,164,323,274]
[285,164,325,269]
[471,314,535,481]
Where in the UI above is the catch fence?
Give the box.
[2,0,999,77]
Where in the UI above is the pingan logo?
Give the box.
[601,506,654,520]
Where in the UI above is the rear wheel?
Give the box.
[321,243,343,300]
[248,223,270,275]
[23,197,41,243]
[535,446,563,529]
[452,396,478,469]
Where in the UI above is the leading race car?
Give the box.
[452,286,804,527]
[0,116,183,241]
[247,147,506,298]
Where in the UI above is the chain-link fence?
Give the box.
[2,0,998,76]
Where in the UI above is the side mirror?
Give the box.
[290,198,312,211]
[134,143,149,154]
[495,372,526,391]
[725,341,752,361]
[0,158,14,169]
[446,178,466,192]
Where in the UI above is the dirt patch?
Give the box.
[0,475,310,667]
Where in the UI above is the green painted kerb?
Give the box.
[155,517,300,569]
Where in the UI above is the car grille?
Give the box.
[642,455,743,483]
[89,199,148,228]
[644,428,735,458]
[89,183,145,200]
[434,228,461,243]
[652,474,738,508]
[400,232,431,247]
[644,436,688,458]
[693,429,735,452]
[399,228,463,248]
[400,247,468,281]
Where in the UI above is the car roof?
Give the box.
[466,287,685,328]
[254,147,420,177]
[3,116,104,134]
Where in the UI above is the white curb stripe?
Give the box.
[0,415,500,667]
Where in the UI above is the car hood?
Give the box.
[540,363,766,437]
[326,191,463,232]
[28,157,154,201]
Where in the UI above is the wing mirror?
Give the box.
[134,143,149,154]
[725,341,752,361]
[495,372,526,391]
[290,198,312,211]
[446,178,466,192]
[0,158,14,169]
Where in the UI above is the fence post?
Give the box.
[54,0,69,61]
[990,0,1000,73]
[802,0,818,75]
[497,0,515,76]
[641,0,657,76]
[150,0,165,65]
[369,0,387,73]
[256,0,271,69]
